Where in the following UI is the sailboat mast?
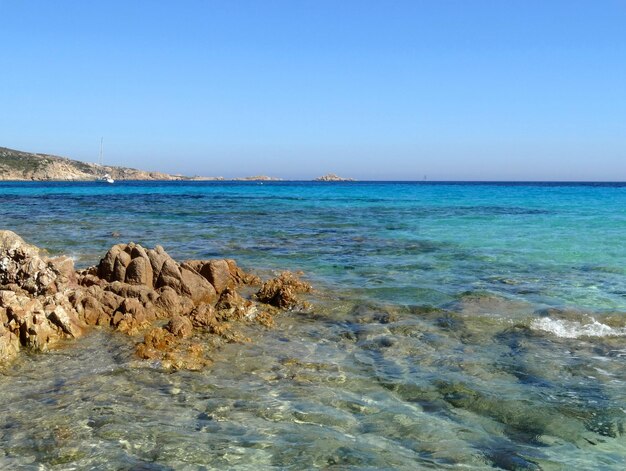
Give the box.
[99,137,103,167]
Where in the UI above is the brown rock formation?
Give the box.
[0,230,76,295]
[0,230,312,370]
[256,271,312,309]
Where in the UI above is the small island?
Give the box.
[232,176,283,181]
[314,173,355,182]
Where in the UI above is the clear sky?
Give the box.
[1,0,625,180]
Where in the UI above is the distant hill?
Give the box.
[0,146,194,181]
[1,146,352,182]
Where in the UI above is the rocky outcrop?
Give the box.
[0,232,85,359]
[0,146,225,181]
[313,173,355,182]
[256,271,312,309]
[0,230,312,369]
[0,231,76,295]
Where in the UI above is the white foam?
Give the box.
[530,317,626,339]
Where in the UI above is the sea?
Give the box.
[0,181,625,470]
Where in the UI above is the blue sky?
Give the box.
[1,0,625,180]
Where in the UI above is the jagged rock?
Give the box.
[2,292,80,352]
[0,230,75,295]
[217,287,257,320]
[0,290,18,309]
[0,230,40,257]
[112,298,153,334]
[47,305,83,338]
[20,315,57,351]
[186,302,234,338]
[256,271,312,309]
[77,272,104,288]
[77,285,121,314]
[80,295,110,326]
[0,325,20,362]
[226,259,261,285]
[48,256,77,286]
[166,315,193,338]
[188,303,217,329]
[99,244,157,286]
[118,297,149,320]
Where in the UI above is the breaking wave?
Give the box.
[530,317,626,339]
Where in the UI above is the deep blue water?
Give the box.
[1,181,625,469]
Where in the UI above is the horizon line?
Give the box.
[1,179,625,184]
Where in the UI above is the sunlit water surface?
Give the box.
[1,181,625,470]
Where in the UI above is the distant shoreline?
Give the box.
[1,147,360,182]
[0,180,624,185]
[2,147,623,184]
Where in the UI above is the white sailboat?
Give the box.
[98,137,115,184]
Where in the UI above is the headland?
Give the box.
[0,146,354,182]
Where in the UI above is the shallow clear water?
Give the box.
[1,181,625,469]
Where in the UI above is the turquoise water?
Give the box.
[1,181,625,469]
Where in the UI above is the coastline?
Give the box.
[0,145,357,182]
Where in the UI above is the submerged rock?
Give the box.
[166,315,193,338]
[136,326,211,370]
[255,271,312,309]
[216,287,257,319]
[0,230,312,369]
